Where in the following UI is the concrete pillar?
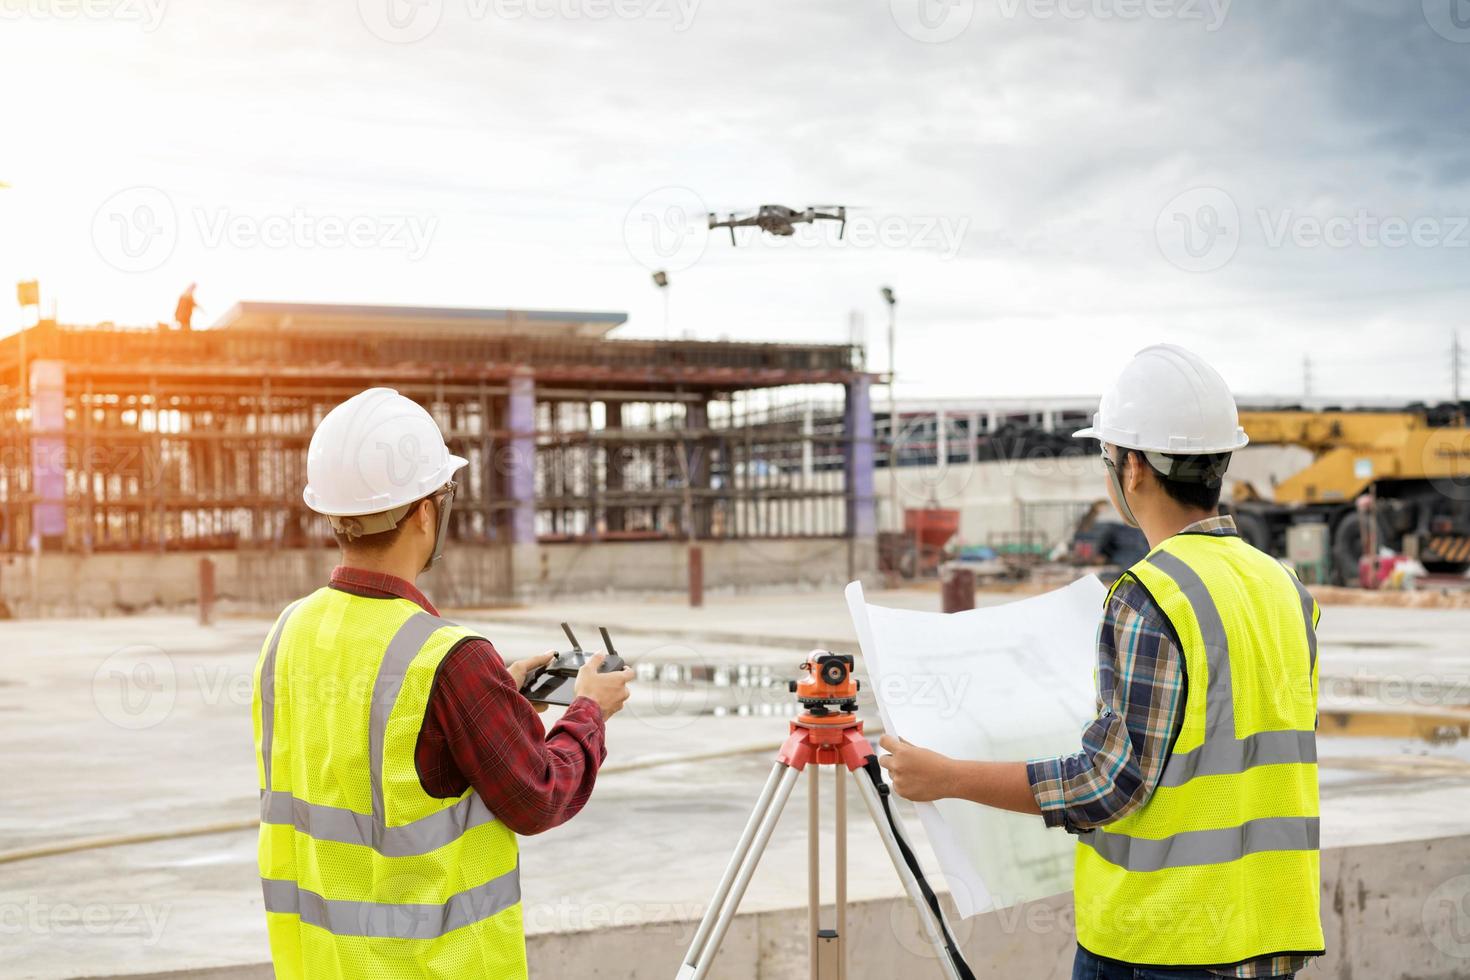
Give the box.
[968,412,981,463]
[29,360,66,551]
[686,399,710,538]
[604,401,625,533]
[506,370,539,597]
[936,407,947,465]
[844,377,877,542]
[986,409,999,433]
[801,400,814,478]
[1042,408,1056,433]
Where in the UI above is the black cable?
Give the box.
[861,755,977,980]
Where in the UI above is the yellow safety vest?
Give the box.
[252,587,527,979]
[1074,531,1324,968]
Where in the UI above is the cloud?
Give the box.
[0,0,1465,399]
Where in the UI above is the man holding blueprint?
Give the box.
[878,346,1323,980]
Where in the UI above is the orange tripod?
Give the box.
[675,653,973,980]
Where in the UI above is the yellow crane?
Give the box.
[1232,405,1470,582]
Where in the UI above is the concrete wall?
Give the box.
[532,536,877,599]
[875,446,1316,549]
[0,549,319,618]
[116,833,1470,980]
[526,832,1470,980]
[0,537,878,618]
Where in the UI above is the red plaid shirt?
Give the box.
[329,566,607,836]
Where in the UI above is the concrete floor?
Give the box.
[2,584,1469,979]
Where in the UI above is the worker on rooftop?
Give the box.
[880,345,1323,979]
[174,282,198,330]
[250,387,633,979]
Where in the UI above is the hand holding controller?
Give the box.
[520,624,632,714]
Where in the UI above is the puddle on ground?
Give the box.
[1319,708,1470,743]
[632,661,870,718]
[1318,731,1470,787]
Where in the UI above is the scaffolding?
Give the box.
[0,309,873,564]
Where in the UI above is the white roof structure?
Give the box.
[212,301,627,339]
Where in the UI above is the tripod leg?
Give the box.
[682,760,784,969]
[834,765,846,980]
[677,763,802,980]
[849,768,966,980]
[808,765,820,980]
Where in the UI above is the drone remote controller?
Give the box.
[519,623,627,706]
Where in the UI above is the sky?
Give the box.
[0,0,1467,402]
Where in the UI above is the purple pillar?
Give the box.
[845,376,876,539]
[30,360,67,550]
[507,371,536,545]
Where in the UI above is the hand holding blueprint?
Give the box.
[846,575,1107,916]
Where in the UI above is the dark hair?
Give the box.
[332,499,424,554]
[1125,449,1229,512]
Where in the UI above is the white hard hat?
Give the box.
[1073,343,1248,454]
[303,388,467,518]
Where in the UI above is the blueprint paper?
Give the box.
[846,576,1107,917]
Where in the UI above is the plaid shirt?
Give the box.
[1026,516,1312,979]
[329,566,607,836]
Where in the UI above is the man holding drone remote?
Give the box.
[251,387,633,980]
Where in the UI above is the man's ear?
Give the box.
[1124,451,1146,493]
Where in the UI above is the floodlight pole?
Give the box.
[881,287,898,532]
[653,269,671,340]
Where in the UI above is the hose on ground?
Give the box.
[0,728,880,866]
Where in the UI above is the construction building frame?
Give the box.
[0,303,877,612]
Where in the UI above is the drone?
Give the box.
[707,204,847,244]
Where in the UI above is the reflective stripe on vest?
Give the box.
[255,597,521,945]
[1080,815,1320,873]
[260,868,521,940]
